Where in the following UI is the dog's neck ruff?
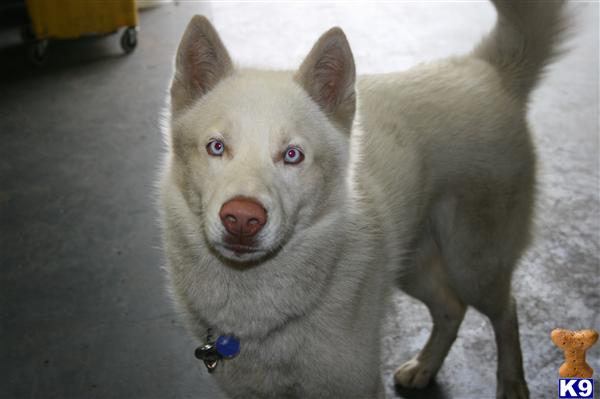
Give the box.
[194,329,240,373]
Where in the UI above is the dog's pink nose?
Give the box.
[219,197,267,237]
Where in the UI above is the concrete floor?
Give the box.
[1,3,598,399]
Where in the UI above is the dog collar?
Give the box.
[194,329,240,373]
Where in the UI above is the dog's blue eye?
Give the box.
[283,147,304,165]
[207,140,225,156]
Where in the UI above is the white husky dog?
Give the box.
[159,1,567,398]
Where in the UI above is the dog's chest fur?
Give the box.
[163,182,396,397]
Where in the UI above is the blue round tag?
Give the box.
[215,335,240,359]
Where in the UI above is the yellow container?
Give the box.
[26,0,138,40]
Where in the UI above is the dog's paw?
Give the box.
[496,378,529,399]
[393,358,434,389]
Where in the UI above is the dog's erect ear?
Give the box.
[171,15,233,114]
[294,27,356,133]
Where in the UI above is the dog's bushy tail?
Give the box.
[474,0,569,101]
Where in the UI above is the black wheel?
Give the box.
[120,27,137,54]
[29,40,48,65]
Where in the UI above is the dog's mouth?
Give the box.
[223,243,260,254]
[221,235,261,254]
[211,234,270,262]
[206,217,285,263]
[213,241,269,263]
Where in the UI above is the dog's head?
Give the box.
[168,16,356,263]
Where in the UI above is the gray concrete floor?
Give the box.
[1,3,598,399]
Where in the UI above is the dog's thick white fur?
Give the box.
[159,1,567,398]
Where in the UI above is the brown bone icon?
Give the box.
[551,328,598,378]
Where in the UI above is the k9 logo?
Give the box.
[559,379,594,398]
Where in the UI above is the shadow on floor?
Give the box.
[0,35,127,84]
[395,381,450,399]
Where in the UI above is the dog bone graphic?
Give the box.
[551,328,598,378]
